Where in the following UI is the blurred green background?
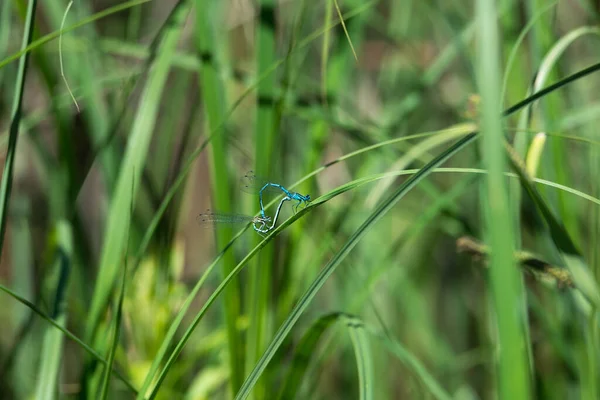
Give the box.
[1,0,600,398]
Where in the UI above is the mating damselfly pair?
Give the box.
[197,171,311,236]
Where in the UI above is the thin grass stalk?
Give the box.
[0,0,11,84]
[0,0,36,260]
[246,0,279,396]
[195,0,244,394]
[34,222,73,399]
[476,1,531,398]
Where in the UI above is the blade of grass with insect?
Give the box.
[85,0,191,345]
[194,0,244,393]
[132,125,472,398]
[245,0,280,395]
[142,128,599,394]
[140,156,600,399]
[144,133,477,398]
[232,59,600,397]
[234,133,478,399]
[137,48,600,400]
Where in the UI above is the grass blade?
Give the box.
[99,177,135,399]
[476,1,531,398]
[344,315,373,400]
[34,222,73,400]
[0,0,36,262]
[195,0,242,393]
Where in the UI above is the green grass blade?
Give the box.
[194,0,243,393]
[234,133,477,399]
[247,0,279,393]
[344,315,373,400]
[99,178,135,399]
[34,222,73,400]
[0,0,36,261]
[503,61,600,117]
[0,0,10,83]
[476,1,531,398]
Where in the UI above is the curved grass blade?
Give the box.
[234,133,477,399]
[277,313,343,400]
[277,313,374,400]
[344,315,373,400]
[367,326,452,400]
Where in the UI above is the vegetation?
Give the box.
[1,0,599,398]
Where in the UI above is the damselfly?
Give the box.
[240,170,311,217]
[196,210,272,235]
[197,196,291,236]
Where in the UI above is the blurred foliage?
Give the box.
[1,0,600,399]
